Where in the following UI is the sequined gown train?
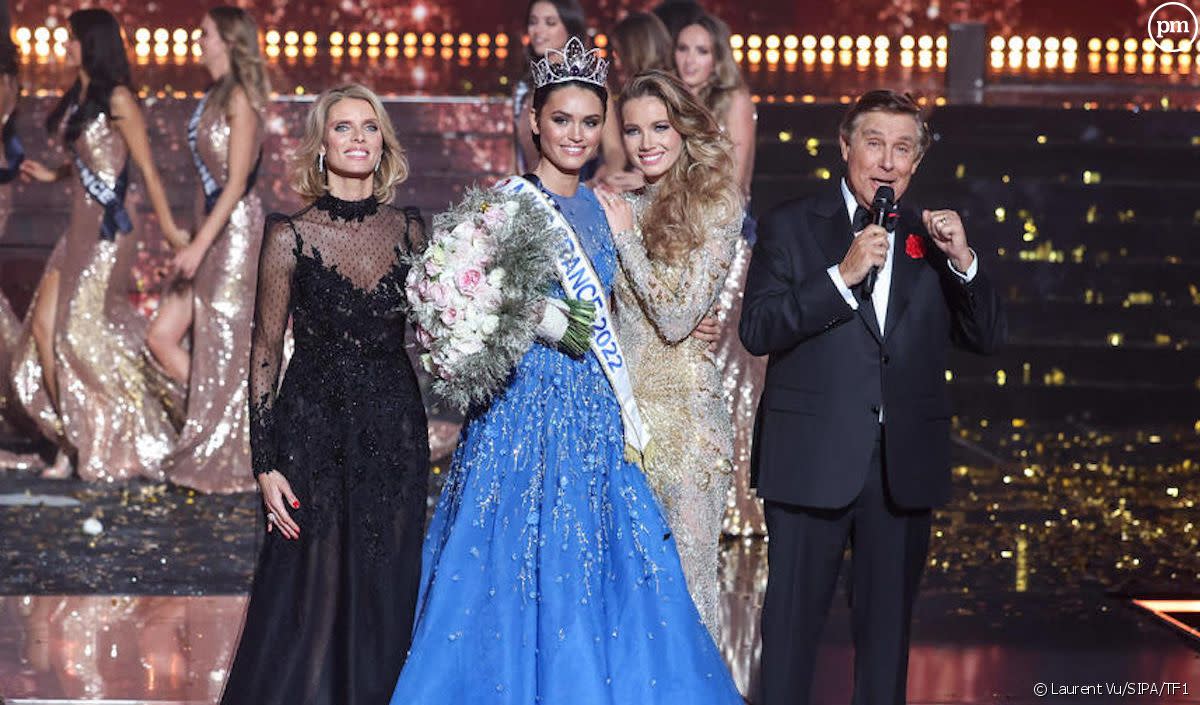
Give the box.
[718,235,768,536]
[220,195,429,705]
[12,110,175,481]
[612,187,739,637]
[162,93,265,493]
[389,183,742,705]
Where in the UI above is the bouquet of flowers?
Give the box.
[406,186,594,411]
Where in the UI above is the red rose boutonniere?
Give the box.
[905,233,926,259]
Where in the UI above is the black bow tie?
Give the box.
[853,204,898,234]
[852,205,871,233]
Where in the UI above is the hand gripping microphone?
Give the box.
[861,185,895,297]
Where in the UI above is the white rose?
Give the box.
[458,336,485,356]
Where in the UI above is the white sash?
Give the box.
[495,176,650,458]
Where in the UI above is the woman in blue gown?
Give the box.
[390,39,742,705]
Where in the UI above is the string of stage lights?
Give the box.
[8,25,1200,78]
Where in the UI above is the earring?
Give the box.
[318,152,325,173]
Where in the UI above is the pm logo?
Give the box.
[1148,2,1198,51]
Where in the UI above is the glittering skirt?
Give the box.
[11,237,67,444]
[21,193,175,481]
[390,344,742,705]
[636,346,733,640]
[717,238,767,537]
[163,194,264,493]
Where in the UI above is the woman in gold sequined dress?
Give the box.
[147,7,268,493]
[15,9,187,481]
[596,70,743,637]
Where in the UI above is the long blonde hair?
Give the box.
[681,13,745,123]
[290,84,410,203]
[619,70,742,263]
[206,6,269,113]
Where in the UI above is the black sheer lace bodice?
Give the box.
[247,195,428,541]
[249,196,423,469]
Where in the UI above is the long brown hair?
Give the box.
[679,13,745,123]
[610,12,674,84]
[619,70,742,263]
[206,6,270,114]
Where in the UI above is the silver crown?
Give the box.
[530,36,609,89]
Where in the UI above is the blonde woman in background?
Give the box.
[674,11,756,198]
[147,6,269,493]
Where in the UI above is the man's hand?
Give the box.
[923,209,973,272]
[838,224,888,287]
[601,170,645,193]
[691,313,721,352]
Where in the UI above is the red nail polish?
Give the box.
[292,500,300,509]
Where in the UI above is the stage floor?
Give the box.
[1,576,1197,703]
[1,473,1198,704]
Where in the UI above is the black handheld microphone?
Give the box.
[861,185,895,297]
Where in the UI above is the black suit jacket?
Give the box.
[738,183,1005,510]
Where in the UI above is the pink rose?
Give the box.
[482,205,506,230]
[456,266,485,296]
[440,306,460,327]
[429,282,450,309]
[415,325,434,349]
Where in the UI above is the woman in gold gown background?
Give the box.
[147,6,268,493]
[13,8,187,482]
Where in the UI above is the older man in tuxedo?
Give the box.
[739,90,1005,705]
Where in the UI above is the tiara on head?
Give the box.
[530,36,609,89]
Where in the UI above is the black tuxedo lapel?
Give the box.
[812,185,883,343]
[859,293,883,342]
[883,211,925,341]
[812,186,851,266]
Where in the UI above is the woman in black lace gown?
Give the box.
[219,84,429,705]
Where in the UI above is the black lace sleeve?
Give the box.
[248,213,297,477]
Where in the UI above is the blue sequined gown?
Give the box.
[390,184,742,704]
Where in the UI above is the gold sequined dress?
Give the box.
[13,110,175,481]
[161,98,264,493]
[612,187,739,636]
[715,236,768,536]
